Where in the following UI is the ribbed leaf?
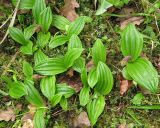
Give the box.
[51,94,62,107]
[92,39,106,65]
[39,7,52,32]
[49,35,69,49]
[34,57,66,75]
[20,41,33,55]
[95,0,113,15]
[24,24,38,39]
[56,83,76,98]
[87,96,105,126]
[34,108,46,128]
[36,32,50,48]
[9,82,27,99]
[52,15,70,30]
[12,0,35,9]
[79,86,90,106]
[126,58,159,93]
[81,68,88,86]
[40,76,56,101]
[32,0,46,23]
[60,96,68,111]
[72,57,85,73]
[88,68,98,88]
[120,23,143,61]
[9,27,27,45]
[64,48,84,68]
[24,79,44,107]
[95,62,113,95]
[68,34,82,50]
[122,67,132,80]
[34,50,49,65]
[23,61,33,77]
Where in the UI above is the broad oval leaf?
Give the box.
[52,15,70,30]
[36,32,51,48]
[126,58,159,93]
[60,96,68,111]
[38,7,52,32]
[87,96,105,126]
[12,0,35,9]
[79,86,90,106]
[92,39,106,65]
[9,27,27,45]
[23,61,33,77]
[40,76,56,101]
[51,94,62,107]
[34,108,46,128]
[24,79,44,107]
[95,61,113,95]
[24,24,38,39]
[34,50,49,65]
[72,57,85,73]
[9,82,27,99]
[120,23,143,61]
[56,83,76,98]
[64,48,84,68]
[32,0,46,23]
[34,57,66,75]
[20,41,33,55]
[122,67,132,80]
[68,34,82,50]
[49,35,69,49]
[96,0,113,15]
[88,68,98,88]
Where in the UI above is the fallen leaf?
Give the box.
[0,108,16,121]
[60,0,79,21]
[32,74,45,80]
[22,119,34,128]
[120,17,144,29]
[73,111,90,128]
[120,56,132,66]
[86,60,94,72]
[66,69,74,77]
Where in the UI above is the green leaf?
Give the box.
[60,96,68,111]
[131,93,145,105]
[122,67,132,80]
[49,35,69,49]
[23,61,33,77]
[88,68,98,88]
[1,76,13,89]
[51,94,62,107]
[81,68,88,86]
[64,48,84,68]
[38,7,52,32]
[34,57,66,76]
[36,32,50,48]
[67,16,90,36]
[120,23,143,61]
[92,39,106,65]
[68,34,82,50]
[126,58,159,93]
[96,0,113,15]
[20,41,33,55]
[9,27,27,45]
[34,50,49,65]
[25,79,44,107]
[34,108,46,128]
[12,0,35,9]
[79,86,90,106]
[32,0,46,23]
[128,105,160,110]
[56,83,76,98]
[40,76,56,101]
[72,57,85,73]
[95,62,113,95]
[52,15,70,30]
[9,82,27,99]
[24,24,38,39]
[87,96,105,126]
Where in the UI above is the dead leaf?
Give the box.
[120,56,132,66]
[0,108,16,121]
[22,119,34,128]
[86,60,94,72]
[60,0,79,21]
[32,74,45,80]
[120,17,144,29]
[66,69,74,77]
[73,111,90,128]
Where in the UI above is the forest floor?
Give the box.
[0,0,160,128]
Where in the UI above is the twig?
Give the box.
[0,0,21,45]
[1,50,19,76]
